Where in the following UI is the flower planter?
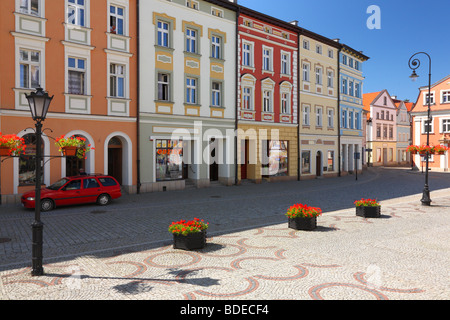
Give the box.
[356,206,381,218]
[0,146,10,156]
[288,216,317,231]
[62,146,78,157]
[173,230,206,250]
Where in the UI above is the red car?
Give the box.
[21,175,122,211]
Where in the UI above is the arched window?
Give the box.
[19,133,44,186]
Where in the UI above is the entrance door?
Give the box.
[108,137,122,185]
[316,151,322,177]
[241,140,248,179]
[383,148,388,166]
[209,139,219,181]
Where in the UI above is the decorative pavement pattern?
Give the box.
[1,190,449,300]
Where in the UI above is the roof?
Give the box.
[362,91,382,111]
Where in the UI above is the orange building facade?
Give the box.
[0,0,138,203]
[411,75,450,172]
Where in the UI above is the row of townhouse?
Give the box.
[0,0,369,204]
[363,90,414,167]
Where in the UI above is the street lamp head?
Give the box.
[25,87,53,122]
[409,70,419,82]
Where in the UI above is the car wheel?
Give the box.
[41,199,54,212]
[97,194,111,206]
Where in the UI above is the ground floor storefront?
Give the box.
[299,134,339,180]
[139,114,236,192]
[366,141,398,167]
[237,122,298,183]
[340,136,364,175]
[0,112,137,204]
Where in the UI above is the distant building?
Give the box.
[410,75,450,172]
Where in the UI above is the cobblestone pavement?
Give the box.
[0,168,449,300]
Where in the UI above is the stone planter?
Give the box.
[356,206,381,218]
[288,216,317,231]
[173,231,206,250]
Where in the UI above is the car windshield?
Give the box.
[47,178,69,190]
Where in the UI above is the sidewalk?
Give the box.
[1,188,449,300]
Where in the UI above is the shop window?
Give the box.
[262,141,288,177]
[19,133,44,186]
[156,139,184,181]
[301,150,311,174]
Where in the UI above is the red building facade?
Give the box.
[237,8,299,183]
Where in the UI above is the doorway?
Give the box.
[240,139,248,180]
[209,138,219,181]
[108,137,123,185]
[316,151,322,177]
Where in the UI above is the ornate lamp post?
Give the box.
[25,87,53,276]
[408,52,432,206]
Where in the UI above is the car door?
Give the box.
[82,177,102,203]
[55,179,84,206]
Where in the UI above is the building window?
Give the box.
[186,28,197,53]
[341,79,347,94]
[301,150,311,174]
[342,110,347,128]
[349,58,354,68]
[315,67,322,85]
[349,81,354,96]
[157,21,170,47]
[349,111,354,129]
[263,47,272,71]
[355,83,361,98]
[262,141,288,177]
[302,63,310,82]
[211,7,223,17]
[281,93,290,114]
[316,45,322,54]
[303,105,310,125]
[383,125,388,139]
[186,0,199,10]
[68,0,86,27]
[263,90,272,112]
[110,64,125,98]
[423,119,433,133]
[442,119,450,132]
[20,0,39,16]
[383,97,387,105]
[303,40,309,50]
[355,61,360,70]
[242,87,252,110]
[381,110,384,120]
[19,133,44,186]
[424,92,435,105]
[376,124,381,138]
[328,49,333,59]
[19,49,40,89]
[242,42,253,67]
[211,36,221,59]
[316,107,323,127]
[281,52,290,75]
[442,91,450,103]
[342,55,347,65]
[157,73,170,101]
[327,109,334,128]
[327,71,333,88]
[156,140,184,181]
[389,126,393,139]
[211,82,221,107]
[327,151,334,172]
[68,57,86,95]
[186,77,197,104]
[109,5,124,35]
[355,112,360,130]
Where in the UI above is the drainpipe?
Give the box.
[136,0,141,193]
[337,45,341,177]
[234,4,240,186]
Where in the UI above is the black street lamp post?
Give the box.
[25,87,53,276]
[408,52,432,206]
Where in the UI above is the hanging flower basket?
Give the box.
[0,133,26,157]
[168,218,209,250]
[56,135,94,159]
[434,145,448,155]
[406,145,418,155]
[354,198,381,218]
[285,203,322,231]
[417,145,434,156]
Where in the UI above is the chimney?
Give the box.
[333,38,340,43]
[391,96,397,100]
[289,20,299,26]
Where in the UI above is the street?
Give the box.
[0,167,449,300]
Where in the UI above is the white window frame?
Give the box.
[67,0,87,27]
[242,86,253,110]
[109,4,125,35]
[327,70,334,88]
[302,63,310,82]
[316,45,322,55]
[211,81,221,107]
[281,93,289,114]
[242,40,254,68]
[186,77,198,104]
[157,20,170,47]
[316,106,323,127]
[262,46,273,72]
[19,0,40,16]
[441,118,450,133]
[424,91,435,105]
[157,72,170,101]
[303,105,310,125]
[303,40,309,50]
[67,56,86,95]
[211,35,221,59]
[422,119,434,134]
[109,63,125,98]
[441,90,450,104]
[186,28,197,53]
[315,66,322,85]
[263,89,272,112]
[18,49,41,89]
[327,108,334,128]
[281,51,290,76]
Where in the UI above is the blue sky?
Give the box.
[239,0,450,103]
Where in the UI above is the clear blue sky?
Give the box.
[239,0,450,103]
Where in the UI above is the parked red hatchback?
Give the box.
[21,175,122,211]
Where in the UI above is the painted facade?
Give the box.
[339,45,369,175]
[237,9,299,183]
[393,98,413,165]
[363,90,398,167]
[0,0,138,203]
[298,32,340,179]
[138,0,238,192]
[411,75,450,172]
